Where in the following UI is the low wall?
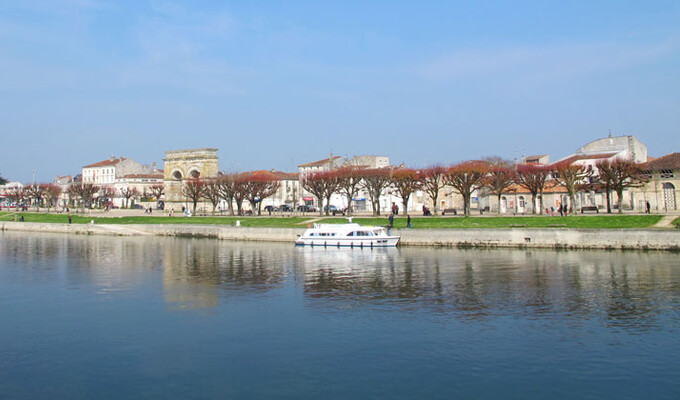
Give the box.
[1,222,679,251]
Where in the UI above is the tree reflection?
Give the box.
[1,232,678,331]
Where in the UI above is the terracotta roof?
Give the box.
[504,181,568,195]
[298,156,341,168]
[641,153,680,171]
[83,157,126,168]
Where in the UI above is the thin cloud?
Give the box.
[419,38,679,83]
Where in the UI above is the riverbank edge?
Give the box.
[2,221,679,251]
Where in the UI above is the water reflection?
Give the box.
[1,231,678,330]
[294,247,679,331]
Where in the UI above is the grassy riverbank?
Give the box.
[0,211,665,229]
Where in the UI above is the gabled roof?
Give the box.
[83,157,126,168]
[641,153,680,171]
[298,156,341,168]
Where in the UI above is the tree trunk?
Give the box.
[227,197,235,216]
[497,193,502,215]
[346,194,353,216]
[402,196,409,216]
[531,194,537,214]
[539,191,545,215]
[617,189,624,214]
[605,190,612,214]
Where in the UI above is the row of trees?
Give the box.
[4,158,645,216]
[179,171,281,215]
[2,183,167,212]
[299,158,647,216]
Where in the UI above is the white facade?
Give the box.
[82,157,155,186]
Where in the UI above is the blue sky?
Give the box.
[1,0,679,182]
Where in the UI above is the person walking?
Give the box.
[68,214,72,224]
[407,214,411,228]
[388,213,394,228]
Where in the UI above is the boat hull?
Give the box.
[295,236,400,247]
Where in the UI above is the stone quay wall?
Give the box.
[1,222,679,251]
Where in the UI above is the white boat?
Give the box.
[295,223,400,247]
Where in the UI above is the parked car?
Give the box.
[323,205,346,215]
[264,205,277,212]
[279,204,293,212]
[297,205,316,212]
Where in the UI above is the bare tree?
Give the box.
[181,178,207,214]
[422,165,447,214]
[361,168,391,216]
[5,186,26,209]
[336,166,364,216]
[216,173,238,215]
[301,171,334,216]
[444,161,489,216]
[25,184,46,212]
[552,162,593,214]
[240,171,281,216]
[119,187,140,209]
[321,171,341,215]
[390,168,423,216]
[203,179,221,215]
[515,165,551,214]
[43,184,62,213]
[98,185,116,209]
[149,184,165,201]
[68,183,99,211]
[595,159,647,214]
[485,166,516,214]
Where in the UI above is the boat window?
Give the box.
[347,232,355,236]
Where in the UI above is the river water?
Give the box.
[1,232,679,399]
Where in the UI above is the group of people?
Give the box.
[388,212,412,229]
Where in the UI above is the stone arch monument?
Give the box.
[164,148,219,208]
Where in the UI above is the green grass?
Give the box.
[0,212,311,228]
[0,211,664,229]
[318,215,664,229]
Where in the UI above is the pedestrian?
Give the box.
[388,213,394,228]
[407,214,411,228]
[646,201,650,214]
[68,214,72,224]
[558,204,563,217]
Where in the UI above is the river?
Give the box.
[1,232,679,399]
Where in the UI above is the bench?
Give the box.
[581,206,599,213]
